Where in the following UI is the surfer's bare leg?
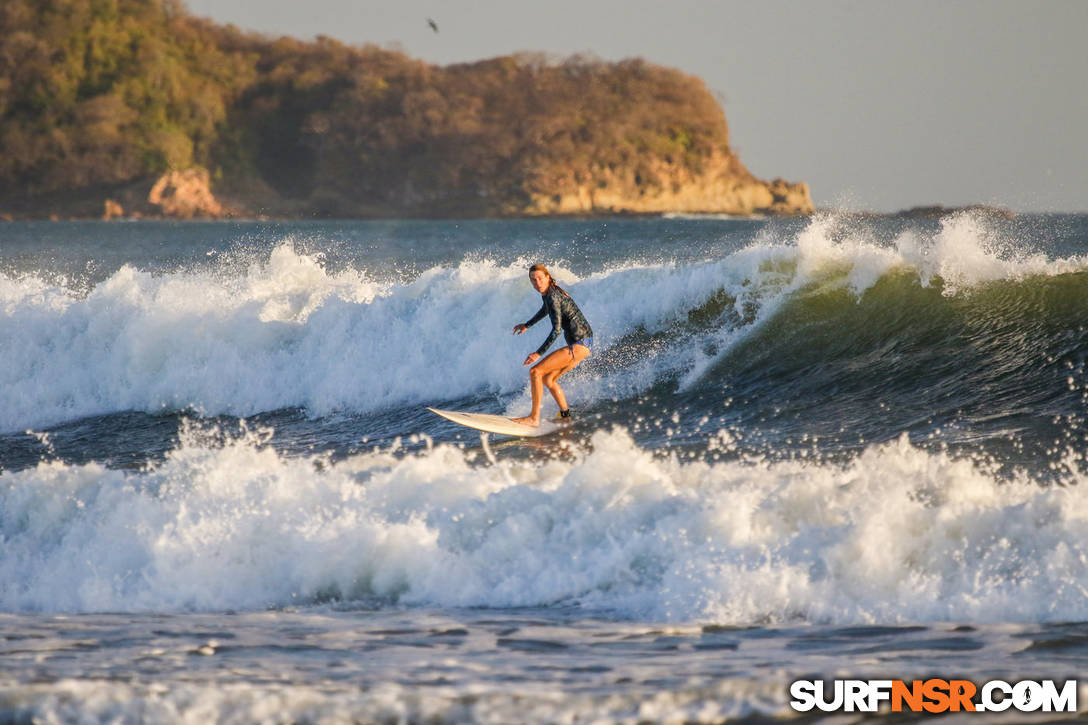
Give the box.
[513,345,589,426]
[512,358,552,426]
[543,370,568,413]
[543,345,589,412]
[511,363,546,426]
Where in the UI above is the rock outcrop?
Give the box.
[102,199,124,220]
[523,151,812,215]
[148,169,226,218]
[894,204,1015,220]
[0,0,814,220]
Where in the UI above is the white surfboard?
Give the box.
[427,407,563,437]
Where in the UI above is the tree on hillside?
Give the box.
[0,0,781,217]
[0,0,251,194]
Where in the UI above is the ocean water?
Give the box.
[2,213,1088,722]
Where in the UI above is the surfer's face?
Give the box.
[530,270,550,293]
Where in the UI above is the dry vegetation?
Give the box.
[0,0,766,217]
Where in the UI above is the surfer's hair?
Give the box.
[529,263,570,297]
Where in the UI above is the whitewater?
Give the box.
[2,213,1088,722]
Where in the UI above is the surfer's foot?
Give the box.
[511,416,539,427]
[557,409,571,419]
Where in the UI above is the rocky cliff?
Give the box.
[0,0,812,219]
[522,151,812,216]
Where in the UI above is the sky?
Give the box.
[184,0,1088,212]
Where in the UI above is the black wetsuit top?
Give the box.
[524,285,593,357]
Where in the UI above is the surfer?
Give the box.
[511,264,593,426]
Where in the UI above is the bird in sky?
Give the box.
[427,18,439,33]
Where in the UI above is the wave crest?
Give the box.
[2,216,1085,432]
[3,423,1087,622]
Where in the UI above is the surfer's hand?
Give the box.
[513,324,527,334]
[523,353,540,366]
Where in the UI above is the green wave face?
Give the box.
[675,266,1088,465]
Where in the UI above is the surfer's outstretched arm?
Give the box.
[514,301,548,336]
[517,303,547,331]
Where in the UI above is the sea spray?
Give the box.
[4,214,1088,725]
[4,421,1088,621]
[4,215,1085,433]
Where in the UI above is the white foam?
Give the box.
[0,676,793,724]
[3,423,1087,624]
[897,212,1085,296]
[0,243,782,430]
[2,217,1083,431]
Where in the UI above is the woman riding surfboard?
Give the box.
[511,264,593,427]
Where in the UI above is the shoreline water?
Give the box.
[3,609,1087,722]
